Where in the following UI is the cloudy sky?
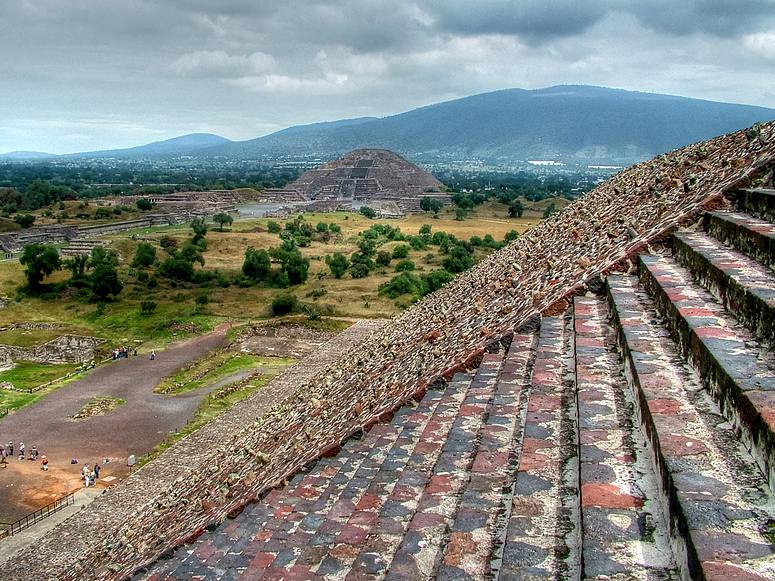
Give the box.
[2,0,774,154]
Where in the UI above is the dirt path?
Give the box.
[0,325,233,524]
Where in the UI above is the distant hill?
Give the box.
[0,151,56,161]
[203,86,775,165]
[17,86,775,166]
[65,133,232,159]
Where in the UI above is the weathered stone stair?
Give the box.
[134,190,775,580]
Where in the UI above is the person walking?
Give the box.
[41,456,48,470]
[94,462,100,479]
[1,448,7,467]
[150,349,155,361]
[8,441,13,457]
[30,445,38,460]
[18,441,24,460]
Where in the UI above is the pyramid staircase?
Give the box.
[134,190,775,580]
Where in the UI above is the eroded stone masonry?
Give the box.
[5,123,775,580]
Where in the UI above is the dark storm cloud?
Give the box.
[424,0,611,42]
[628,0,775,37]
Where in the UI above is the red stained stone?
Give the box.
[409,511,447,530]
[389,484,417,502]
[658,433,709,456]
[694,326,739,340]
[355,493,382,511]
[637,373,675,391]
[678,307,716,318]
[531,371,561,385]
[648,398,683,414]
[482,353,502,362]
[576,337,606,348]
[518,452,550,471]
[426,474,453,494]
[702,562,771,581]
[459,404,486,415]
[574,320,597,333]
[746,391,775,429]
[413,441,442,455]
[285,565,314,580]
[194,543,217,560]
[223,521,240,535]
[273,505,294,518]
[526,411,554,422]
[336,524,369,545]
[581,483,644,509]
[250,552,276,569]
[579,389,606,403]
[473,450,510,473]
[349,510,379,527]
[527,394,561,412]
[252,530,273,542]
[442,532,479,567]
[574,302,594,316]
[328,499,356,521]
[580,430,609,444]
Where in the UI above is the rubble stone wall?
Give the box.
[0,334,106,366]
[5,124,775,581]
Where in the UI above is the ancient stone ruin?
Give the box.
[268,149,448,215]
[6,122,775,579]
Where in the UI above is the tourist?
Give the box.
[0,448,7,467]
[89,470,95,486]
[94,462,100,479]
[151,349,155,360]
[8,441,12,457]
[30,445,38,460]
[84,471,90,487]
[18,441,24,460]
[41,456,48,471]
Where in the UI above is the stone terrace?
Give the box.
[5,123,775,580]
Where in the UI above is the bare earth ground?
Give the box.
[0,324,235,524]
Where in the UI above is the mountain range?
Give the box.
[4,86,775,166]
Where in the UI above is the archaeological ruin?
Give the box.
[5,122,775,579]
[264,149,450,216]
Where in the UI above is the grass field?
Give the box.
[0,196,558,399]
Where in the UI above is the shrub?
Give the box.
[349,263,371,278]
[271,293,298,316]
[131,242,156,268]
[136,199,153,211]
[392,245,409,259]
[140,300,157,315]
[359,206,376,219]
[329,223,341,233]
[395,259,415,272]
[267,220,281,234]
[375,250,392,267]
[379,272,428,299]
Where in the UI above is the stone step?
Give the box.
[438,333,536,580]
[573,296,679,579]
[133,379,459,580]
[703,210,775,270]
[252,379,469,579]
[342,353,505,580]
[672,230,775,345]
[607,275,775,580]
[638,253,775,489]
[734,188,775,223]
[499,315,581,579]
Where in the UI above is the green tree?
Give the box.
[359,206,376,219]
[131,242,156,268]
[19,244,60,291]
[90,262,123,300]
[190,217,208,243]
[13,214,35,228]
[242,247,271,281]
[504,229,520,242]
[316,221,328,233]
[267,220,281,234]
[283,249,310,285]
[375,250,392,267]
[325,253,349,279]
[425,269,453,292]
[158,258,195,281]
[62,255,89,285]
[442,246,473,273]
[509,199,524,218]
[420,197,444,214]
[136,199,153,211]
[140,300,157,315]
[213,213,234,231]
